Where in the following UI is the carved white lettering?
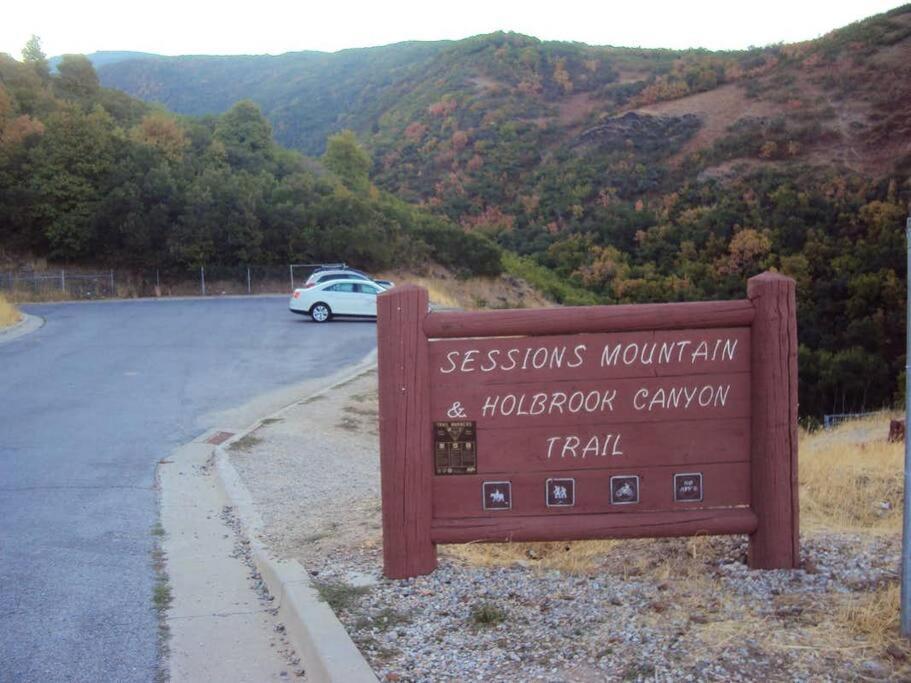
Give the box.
[460,349,479,372]
[480,349,500,372]
[598,337,738,370]
[632,384,732,412]
[530,393,548,415]
[440,350,459,374]
[568,344,586,368]
[544,434,624,460]
[691,340,709,363]
[532,347,550,369]
[549,392,567,414]
[481,395,499,417]
[640,343,656,365]
[582,435,600,458]
[675,340,691,362]
[561,436,580,459]
[545,436,560,459]
[601,344,621,366]
[479,389,617,418]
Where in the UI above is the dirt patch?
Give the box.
[229,371,381,561]
[634,83,779,163]
[697,158,780,182]
[230,373,910,681]
[557,92,600,126]
[470,74,502,93]
[614,69,649,85]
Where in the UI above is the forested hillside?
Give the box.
[98,42,451,155]
[95,6,911,419]
[0,47,500,276]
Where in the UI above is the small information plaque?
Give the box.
[482,481,511,510]
[546,478,575,507]
[610,475,640,505]
[674,473,704,502]
[433,421,477,475]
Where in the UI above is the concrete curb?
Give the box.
[0,313,44,345]
[212,358,380,683]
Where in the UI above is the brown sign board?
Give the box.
[377,272,799,579]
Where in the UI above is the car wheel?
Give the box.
[310,302,332,322]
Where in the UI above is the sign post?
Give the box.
[377,271,799,579]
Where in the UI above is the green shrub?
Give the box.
[503,252,601,306]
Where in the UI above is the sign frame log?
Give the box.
[377,272,798,579]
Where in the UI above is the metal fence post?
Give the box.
[902,214,911,638]
[289,264,294,291]
[110,270,114,296]
[61,269,65,294]
[201,266,206,296]
[247,266,252,295]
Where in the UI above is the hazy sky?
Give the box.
[1,1,901,58]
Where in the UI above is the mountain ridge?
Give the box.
[93,7,911,419]
[6,6,911,418]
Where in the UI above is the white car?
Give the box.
[289,278,386,322]
[302,267,395,290]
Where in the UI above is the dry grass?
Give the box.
[443,534,721,578]
[2,288,73,304]
[836,583,902,651]
[799,412,904,533]
[443,539,620,574]
[0,293,21,329]
[377,268,551,311]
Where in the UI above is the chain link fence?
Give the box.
[822,412,878,429]
[0,269,116,300]
[0,264,333,301]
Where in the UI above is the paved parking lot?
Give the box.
[0,297,377,682]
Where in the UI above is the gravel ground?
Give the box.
[229,370,909,682]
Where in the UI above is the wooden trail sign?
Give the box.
[377,271,798,579]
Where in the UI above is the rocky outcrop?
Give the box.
[574,112,701,156]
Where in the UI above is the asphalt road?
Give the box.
[0,297,378,682]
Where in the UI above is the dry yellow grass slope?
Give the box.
[800,412,904,533]
[0,293,21,329]
[377,268,552,311]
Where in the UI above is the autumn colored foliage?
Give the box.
[5,6,911,418]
